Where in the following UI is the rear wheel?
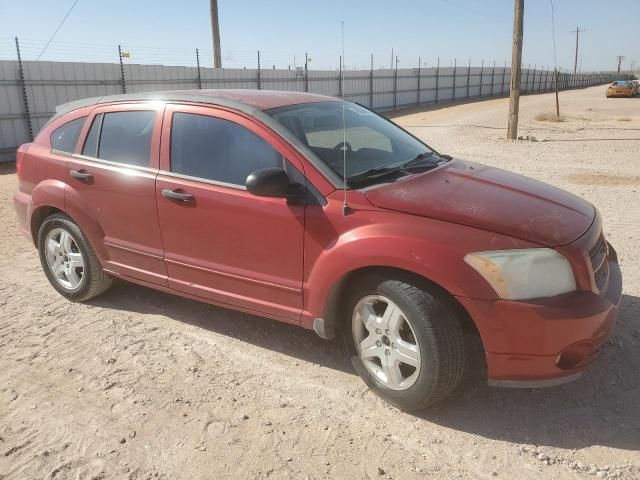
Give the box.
[347,275,465,411]
[38,214,112,301]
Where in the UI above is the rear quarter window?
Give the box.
[50,117,86,153]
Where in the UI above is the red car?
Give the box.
[13,90,622,410]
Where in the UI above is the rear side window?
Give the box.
[170,112,283,185]
[50,117,85,153]
[82,111,155,167]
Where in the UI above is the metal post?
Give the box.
[479,60,484,96]
[525,63,530,93]
[417,56,421,106]
[339,55,343,98]
[554,68,560,117]
[435,57,440,104]
[393,55,398,110]
[452,58,457,101]
[196,48,202,89]
[502,61,507,95]
[532,64,536,92]
[538,66,543,92]
[490,60,495,96]
[15,37,33,142]
[369,54,374,108]
[118,45,127,94]
[257,50,261,90]
[544,69,550,91]
[304,52,309,92]
[466,59,471,98]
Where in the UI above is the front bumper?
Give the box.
[457,259,622,387]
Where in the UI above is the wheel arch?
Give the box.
[30,200,108,264]
[320,265,480,341]
[30,205,64,247]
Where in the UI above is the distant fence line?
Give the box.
[0,53,633,160]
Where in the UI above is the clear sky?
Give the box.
[1,0,638,71]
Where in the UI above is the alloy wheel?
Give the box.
[352,295,421,390]
[44,227,85,290]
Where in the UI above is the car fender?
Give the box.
[302,213,537,328]
[27,179,67,243]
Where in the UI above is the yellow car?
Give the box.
[606,81,634,98]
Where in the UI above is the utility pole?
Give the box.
[616,55,624,74]
[210,0,222,68]
[507,0,524,140]
[570,26,585,74]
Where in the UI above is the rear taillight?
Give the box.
[15,144,28,180]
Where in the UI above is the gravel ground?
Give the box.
[1,85,639,480]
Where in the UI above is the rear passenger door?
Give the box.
[156,104,306,322]
[65,103,167,286]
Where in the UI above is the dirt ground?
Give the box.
[1,85,639,480]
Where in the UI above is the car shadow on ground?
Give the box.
[0,161,16,175]
[90,282,640,452]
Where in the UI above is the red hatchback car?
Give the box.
[14,90,622,410]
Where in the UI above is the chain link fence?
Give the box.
[0,37,634,161]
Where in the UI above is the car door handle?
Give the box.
[70,169,93,181]
[162,189,194,203]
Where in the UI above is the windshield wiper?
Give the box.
[347,152,444,187]
[401,151,438,168]
[347,165,403,187]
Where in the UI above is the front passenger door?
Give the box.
[156,104,307,323]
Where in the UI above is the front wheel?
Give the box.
[38,213,112,301]
[347,276,465,411]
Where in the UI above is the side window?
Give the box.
[96,111,155,167]
[170,112,283,185]
[50,117,85,153]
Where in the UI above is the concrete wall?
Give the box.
[0,59,631,161]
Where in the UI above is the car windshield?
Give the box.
[266,101,440,183]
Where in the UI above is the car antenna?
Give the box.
[341,20,351,216]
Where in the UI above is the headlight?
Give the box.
[464,248,576,300]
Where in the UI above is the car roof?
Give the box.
[52,89,339,121]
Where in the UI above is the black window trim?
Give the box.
[81,112,104,158]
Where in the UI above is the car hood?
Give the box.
[364,159,595,247]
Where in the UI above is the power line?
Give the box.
[36,0,81,60]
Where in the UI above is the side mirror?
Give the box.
[246,167,295,198]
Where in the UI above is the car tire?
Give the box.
[38,213,112,301]
[346,274,465,411]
